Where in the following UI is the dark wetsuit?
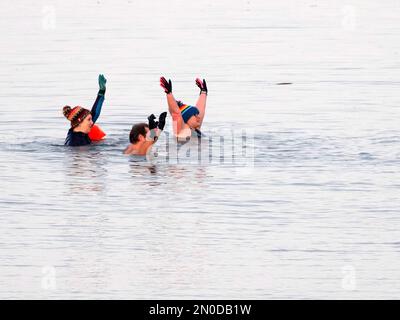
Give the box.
[64,89,105,146]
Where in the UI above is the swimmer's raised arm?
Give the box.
[91,74,107,123]
[195,78,207,128]
[160,76,184,135]
[160,77,179,114]
[140,112,167,154]
[147,112,167,143]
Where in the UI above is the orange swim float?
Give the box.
[88,124,106,141]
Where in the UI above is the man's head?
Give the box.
[179,104,201,129]
[63,106,93,133]
[129,123,150,144]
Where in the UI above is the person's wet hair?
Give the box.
[129,123,148,144]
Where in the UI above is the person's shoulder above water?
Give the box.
[65,128,91,146]
[124,112,167,156]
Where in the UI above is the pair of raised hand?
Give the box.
[160,77,208,95]
[148,112,167,131]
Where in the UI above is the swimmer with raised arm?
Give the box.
[159,76,208,141]
[62,74,107,147]
[124,112,167,156]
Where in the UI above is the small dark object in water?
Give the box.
[276,82,293,85]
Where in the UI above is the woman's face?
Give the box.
[76,114,93,134]
[187,114,201,129]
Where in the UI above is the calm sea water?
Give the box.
[1,0,400,299]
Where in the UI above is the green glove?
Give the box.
[98,74,107,94]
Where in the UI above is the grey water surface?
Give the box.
[0,0,400,299]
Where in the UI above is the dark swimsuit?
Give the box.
[64,89,105,147]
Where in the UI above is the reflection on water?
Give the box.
[63,148,109,194]
[129,162,158,176]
